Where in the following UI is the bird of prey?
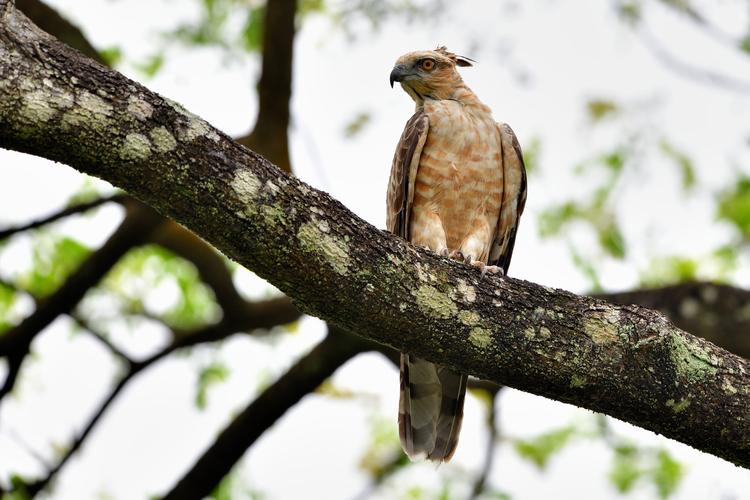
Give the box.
[386,46,527,461]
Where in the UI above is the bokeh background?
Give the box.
[1,0,750,498]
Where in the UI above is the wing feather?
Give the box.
[386,109,429,238]
[489,122,527,272]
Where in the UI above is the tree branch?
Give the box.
[15,0,104,64]
[0,7,748,468]
[237,0,296,173]
[0,193,124,240]
[19,294,302,496]
[0,200,163,358]
[163,327,368,500]
[598,281,750,360]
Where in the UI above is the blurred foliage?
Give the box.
[65,178,110,207]
[18,234,90,298]
[359,415,409,481]
[210,468,265,500]
[659,140,695,191]
[639,255,698,286]
[196,360,230,409]
[103,245,220,330]
[586,98,620,122]
[538,145,628,270]
[718,175,750,240]
[615,0,642,25]
[521,136,541,175]
[639,246,738,287]
[343,111,372,138]
[315,379,359,398]
[0,282,18,334]
[512,425,576,469]
[609,443,684,499]
[98,46,123,67]
[134,53,166,79]
[3,474,30,500]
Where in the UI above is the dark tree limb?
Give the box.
[0,193,125,240]
[0,5,749,469]
[163,327,369,500]
[151,221,249,316]
[0,200,163,358]
[236,0,296,172]
[19,294,303,496]
[15,0,105,64]
[598,282,750,360]
[468,386,500,500]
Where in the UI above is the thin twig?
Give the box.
[469,387,501,499]
[0,194,125,241]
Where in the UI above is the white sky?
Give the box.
[1,0,750,499]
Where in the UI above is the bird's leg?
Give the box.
[448,250,464,261]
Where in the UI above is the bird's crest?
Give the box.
[434,46,475,67]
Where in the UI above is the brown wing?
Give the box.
[488,122,527,272]
[386,109,429,238]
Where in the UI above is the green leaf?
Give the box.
[718,176,750,239]
[617,1,641,25]
[66,178,108,207]
[538,202,583,237]
[300,0,326,16]
[586,99,619,122]
[660,140,696,191]
[19,234,90,297]
[521,137,542,175]
[609,444,642,493]
[343,111,372,138]
[0,282,18,334]
[597,219,626,259]
[98,46,123,67]
[241,6,265,52]
[513,426,576,469]
[195,361,230,410]
[651,449,684,499]
[570,245,603,292]
[360,416,408,480]
[105,245,220,329]
[640,256,699,287]
[740,33,750,54]
[134,53,165,79]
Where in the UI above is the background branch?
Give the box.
[163,327,369,500]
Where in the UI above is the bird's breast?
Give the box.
[412,102,504,248]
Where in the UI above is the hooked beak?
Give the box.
[389,65,411,88]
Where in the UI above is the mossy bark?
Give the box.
[0,2,748,468]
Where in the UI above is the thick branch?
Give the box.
[599,282,750,360]
[0,7,748,467]
[15,0,104,64]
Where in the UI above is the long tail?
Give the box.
[398,354,468,461]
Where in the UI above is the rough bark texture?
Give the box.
[0,3,748,468]
[600,282,750,361]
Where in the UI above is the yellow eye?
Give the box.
[420,59,435,71]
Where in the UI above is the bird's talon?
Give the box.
[440,248,449,257]
[449,250,464,262]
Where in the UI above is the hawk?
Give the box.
[386,47,527,461]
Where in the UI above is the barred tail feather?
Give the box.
[398,354,467,462]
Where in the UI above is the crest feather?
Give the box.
[434,46,475,67]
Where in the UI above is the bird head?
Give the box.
[389,46,473,102]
